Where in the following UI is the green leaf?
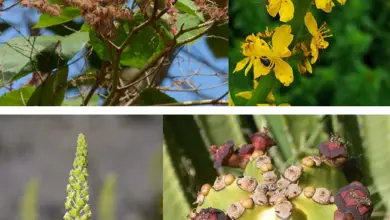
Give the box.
[0,32,89,84]
[163,144,191,220]
[139,88,178,105]
[0,86,35,106]
[163,115,217,204]
[263,115,294,160]
[27,66,69,106]
[62,94,101,106]
[174,13,205,43]
[246,74,277,106]
[175,0,205,21]
[33,7,81,28]
[361,116,390,210]
[89,14,164,69]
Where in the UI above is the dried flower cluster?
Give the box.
[20,0,61,16]
[65,0,132,38]
[194,0,228,21]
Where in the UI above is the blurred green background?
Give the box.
[229,0,390,106]
[163,115,390,219]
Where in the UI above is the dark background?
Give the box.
[230,0,390,106]
[0,115,162,220]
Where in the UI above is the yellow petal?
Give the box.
[274,59,294,86]
[266,0,281,17]
[272,25,293,56]
[257,104,271,106]
[254,38,272,56]
[236,91,253,100]
[245,59,253,76]
[336,0,346,5]
[304,58,312,73]
[279,103,291,106]
[253,58,271,79]
[322,1,334,12]
[279,0,294,22]
[314,0,329,10]
[310,40,319,64]
[233,57,249,73]
[304,12,318,37]
[318,39,329,49]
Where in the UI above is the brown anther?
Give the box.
[274,200,293,220]
[201,184,212,196]
[263,170,278,185]
[237,176,258,192]
[227,202,245,219]
[252,191,268,206]
[286,183,302,199]
[312,188,332,204]
[213,176,226,191]
[284,165,303,182]
[303,186,316,198]
[276,177,291,190]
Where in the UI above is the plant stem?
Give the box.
[246,74,277,106]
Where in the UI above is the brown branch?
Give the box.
[0,0,22,11]
[155,99,228,106]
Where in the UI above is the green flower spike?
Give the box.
[63,134,92,220]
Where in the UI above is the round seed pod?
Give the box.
[194,193,205,205]
[312,188,332,204]
[252,191,268,206]
[284,165,303,182]
[263,170,278,185]
[275,200,293,220]
[276,177,291,190]
[201,184,212,196]
[286,183,302,199]
[269,190,287,205]
[255,155,272,169]
[303,186,316,198]
[227,202,245,219]
[240,197,254,209]
[224,174,235,185]
[318,134,348,164]
[260,163,273,172]
[301,156,315,167]
[251,150,265,159]
[213,176,226,191]
[237,176,258,192]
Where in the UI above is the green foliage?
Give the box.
[163,115,389,219]
[33,7,81,28]
[0,86,35,106]
[229,0,390,105]
[98,174,117,220]
[19,178,40,220]
[62,94,100,106]
[139,88,178,105]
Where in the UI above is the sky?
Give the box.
[0,1,228,105]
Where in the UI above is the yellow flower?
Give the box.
[304,12,332,64]
[266,0,295,22]
[235,80,290,106]
[234,25,295,86]
[228,93,235,106]
[314,0,346,13]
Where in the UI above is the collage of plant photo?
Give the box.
[2,0,390,219]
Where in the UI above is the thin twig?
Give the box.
[155,99,228,106]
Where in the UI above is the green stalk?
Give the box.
[246,74,277,106]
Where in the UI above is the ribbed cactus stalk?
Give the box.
[188,129,373,220]
[63,134,92,220]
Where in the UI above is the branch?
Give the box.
[155,99,228,106]
[0,0,22,12]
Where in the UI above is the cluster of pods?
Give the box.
[188,129,373,220]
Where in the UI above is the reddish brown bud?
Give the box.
[249,128,276,152]
[189,208,232,220]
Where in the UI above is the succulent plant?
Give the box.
[188,128,373,220]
